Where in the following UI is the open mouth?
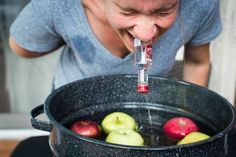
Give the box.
[127,31,135,48]
[127,31,135,40]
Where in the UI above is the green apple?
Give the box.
[101,112,138,134]
[105,129,144,146]
[177,131,210,145]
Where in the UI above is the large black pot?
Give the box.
[31,75,236,157]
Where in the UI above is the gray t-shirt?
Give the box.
[10,0,222,89]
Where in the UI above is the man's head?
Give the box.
[102,0,180,52]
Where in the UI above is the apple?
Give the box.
[101,112,138,134]
[105,129,144,146]
[70,120,102,139]
[163,117,199,140]
[177,131,210,145]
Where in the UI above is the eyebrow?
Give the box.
[114,2,138,13]
[115,1,178,13]
[157,1,178,12]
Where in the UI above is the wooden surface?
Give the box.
[0,140,20,157]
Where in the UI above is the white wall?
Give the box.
[4,47,59,113]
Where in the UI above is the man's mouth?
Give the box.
[126,31,135,47]
[127,31,135,40]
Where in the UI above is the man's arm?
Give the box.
[183,43,211,87]
[9,36,64,58]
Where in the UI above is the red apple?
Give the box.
[163,117,199,140]
[70,120,102,139]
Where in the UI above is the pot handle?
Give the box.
[31,104,53,132]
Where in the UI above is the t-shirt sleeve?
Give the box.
[10,0,63,53]
[189,0,222,45]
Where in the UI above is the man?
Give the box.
[9,0,222,89]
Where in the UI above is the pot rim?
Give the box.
[45,74,236,150]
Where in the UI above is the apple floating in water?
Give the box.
[163,117,199,140]
[70,120,102,139]
[177,131,210,145]
[105,129,144,146]
[101,112,138,134]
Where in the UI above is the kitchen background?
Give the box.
[0,0,235,139]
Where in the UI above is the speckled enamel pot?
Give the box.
[31,75,236,157]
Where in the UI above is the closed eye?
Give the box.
[120,11,138,16]
[154,11,172,17]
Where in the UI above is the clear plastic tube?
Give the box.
[134,38,153,94]
[134,38,147,65]
[138,69,148,84]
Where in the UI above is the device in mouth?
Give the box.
[134,38,153,94]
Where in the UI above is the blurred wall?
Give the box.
[209,0,236,105]
[1,0,59,113]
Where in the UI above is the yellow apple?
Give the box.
[105,129,144,146]
[101,112,138,134]
[177,131,210,145]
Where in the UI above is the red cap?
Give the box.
[137,84,149,94]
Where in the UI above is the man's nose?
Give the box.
[133,16,157,42]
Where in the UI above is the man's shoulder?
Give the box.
[30,0,78,8]
[182,0,219,10]
[181,0,220,19]
[29,0,81,16]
